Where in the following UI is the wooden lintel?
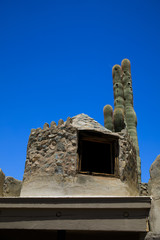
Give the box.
[0,197,151,232]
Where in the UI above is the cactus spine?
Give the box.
[121,59,141,182]
[112,65,125,132]
[103,105,114,131]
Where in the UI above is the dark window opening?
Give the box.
[81,141,112,174]
[78,131,118,176]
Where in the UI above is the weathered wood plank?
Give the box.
[0,218,148,232]
[0,197,150,232]
[0,196,151,208]
[0,208,149,218]
[0,202,151,209]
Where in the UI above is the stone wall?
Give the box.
[142,154,160,240]
[0,169,22,197]
[148,155,160,235]
[118,130,139,194]
[140,183,149,196]
[145,232,160,240]
[3,177,22,197]
[23,118,77,183]
[21,114,139,197]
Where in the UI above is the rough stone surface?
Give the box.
[118,130,139,194]
[58,119,64,126]
[140,183,150,196]
[149,155,160,197]
[0,169,5,196]
[3,177,22,197]
[148,155,160,234]
[50,121,56,128]
[43,123,49,130]
[21,114,139,197]
[72,114,112,133]
[23,119,77,183]
[145,232,160,240]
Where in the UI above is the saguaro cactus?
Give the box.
[103,105,114,131]
[121,59,141,182]
[112,64,125,132]
[103,59,141,182]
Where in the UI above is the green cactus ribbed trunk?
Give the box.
[112,64,125,132]
[103,105,114,131]
[103,59,141,182]
[121,59,141,183]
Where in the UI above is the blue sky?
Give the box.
[0,0,160,183]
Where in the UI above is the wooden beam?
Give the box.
[0,197,151,232]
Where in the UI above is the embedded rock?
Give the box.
[140,183,150,196]
[145,232,160,240]
[58,119,64,126]
[3,177,22,197]
[50,121,56,128]
[43,123,49,130]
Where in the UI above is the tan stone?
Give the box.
[0,169,5,196]
[3,177,22,197]
[149,155,160,234]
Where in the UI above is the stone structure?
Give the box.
[145,232,160,240]
[146,155,160,239]
[0,169,22,197]
[21,114,139,197]
[140,183,150,196]
[3,177,22,197]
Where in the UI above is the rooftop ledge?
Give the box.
[0,196,151,232]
